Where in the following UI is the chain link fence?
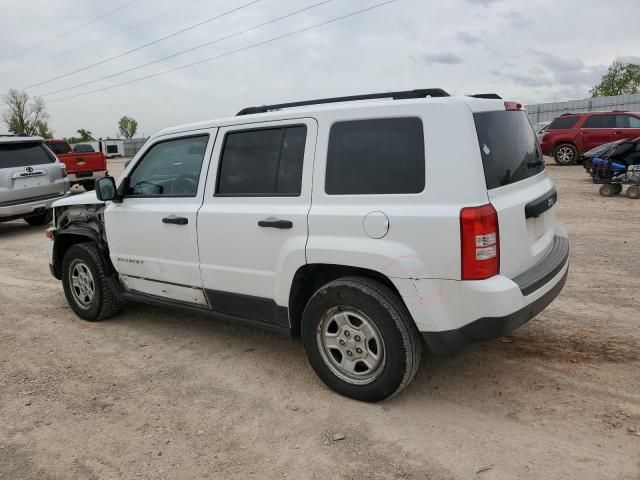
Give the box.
[122,137,149,156]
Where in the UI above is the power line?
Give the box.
[0,0,142,64]
[0,0,205,81]
[41,0,335,98]
[48,0,397,104]
[23,0,261,91]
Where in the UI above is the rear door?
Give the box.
[197,119,316,327]
[473,110,556,278]
[0,140,66,205]
[580,114,618,151]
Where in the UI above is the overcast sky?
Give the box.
[0,0,637,138]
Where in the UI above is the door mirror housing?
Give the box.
[95,176,119,202]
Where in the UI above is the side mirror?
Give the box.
[95,176,118,202]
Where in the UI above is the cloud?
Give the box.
[417,52,462,65]
[530,50,607,87]
[501,10,527,28]
[457,31,484,46]
[491,70,554,87]
[465,0,502,5]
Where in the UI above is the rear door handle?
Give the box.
[162,215,188,225]
[258,218,293,229]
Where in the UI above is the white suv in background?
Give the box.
[47,89,569,401]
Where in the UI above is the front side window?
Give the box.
[216,126,307,196]
[325,118,425,195]
[583,115,616,129]
[126,135,208,197]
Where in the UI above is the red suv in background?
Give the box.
[540,111,640,165]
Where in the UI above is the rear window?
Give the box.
[73,144,95,153]
[0,142,55,168]
[44,141,71,154]
[547,116,580,129]
[474,110,544,189]
[583,115,616,129]
[325,118,425,195]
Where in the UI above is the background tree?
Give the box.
[118,116,138,139]
[77,129,94,141]
[36,121,53,138]
[591,61,640,97]
[1,89,49,135]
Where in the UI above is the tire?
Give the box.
[553,144,578,165]
[82,180,95,191]
[613,184,623,195]
[628,185,640,199]
[24,209,53,226]
[599,184,616,197]
[61,243,123,321]
[301,277,422,402]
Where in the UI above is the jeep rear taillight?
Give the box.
[460,204,499,280]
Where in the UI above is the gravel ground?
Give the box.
[0,160,638,479]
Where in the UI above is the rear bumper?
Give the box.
[0,191,70,220]
[399,226,569,355]
[67,170,108,182]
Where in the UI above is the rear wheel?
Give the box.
[599,184,616,197]
[553,144,578,165]
[627,185,640,199]
[62,243,123,321]
[81,180,95,191]
[301,277,422,402]
[24,209,53,226]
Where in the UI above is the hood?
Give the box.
[52,191,103,208]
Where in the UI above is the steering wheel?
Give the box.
[172,174,198,195]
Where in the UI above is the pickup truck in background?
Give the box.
[44,139,107,191]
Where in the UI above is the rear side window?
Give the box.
[216,126,307,196]
[547,116,580,129]
[0,142,55,168]
[325,118,425,195]
[583,115,616,129]
[44,141,71,154]
[474,110,544,190]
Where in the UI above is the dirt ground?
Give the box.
[1,159,639,480]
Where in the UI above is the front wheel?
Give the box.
[61,243,123,321]
[301,277,422,402]
[553,144,578,165]
[628,185,640,199]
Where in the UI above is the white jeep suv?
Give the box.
[47,89,569,401]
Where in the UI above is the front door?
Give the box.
[197,119,317,326]
[104,130,215,305]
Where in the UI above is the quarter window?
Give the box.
[617,115,640,128]
[126,135,208,197]
[216,126,307,196]
[325,118,425,195]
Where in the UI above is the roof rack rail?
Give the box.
[469,93,502,99]
[236,88,450,116]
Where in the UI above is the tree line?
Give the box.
[1,88,139,141]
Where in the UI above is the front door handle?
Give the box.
[162,215,188,225]
[258,218,293,229]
